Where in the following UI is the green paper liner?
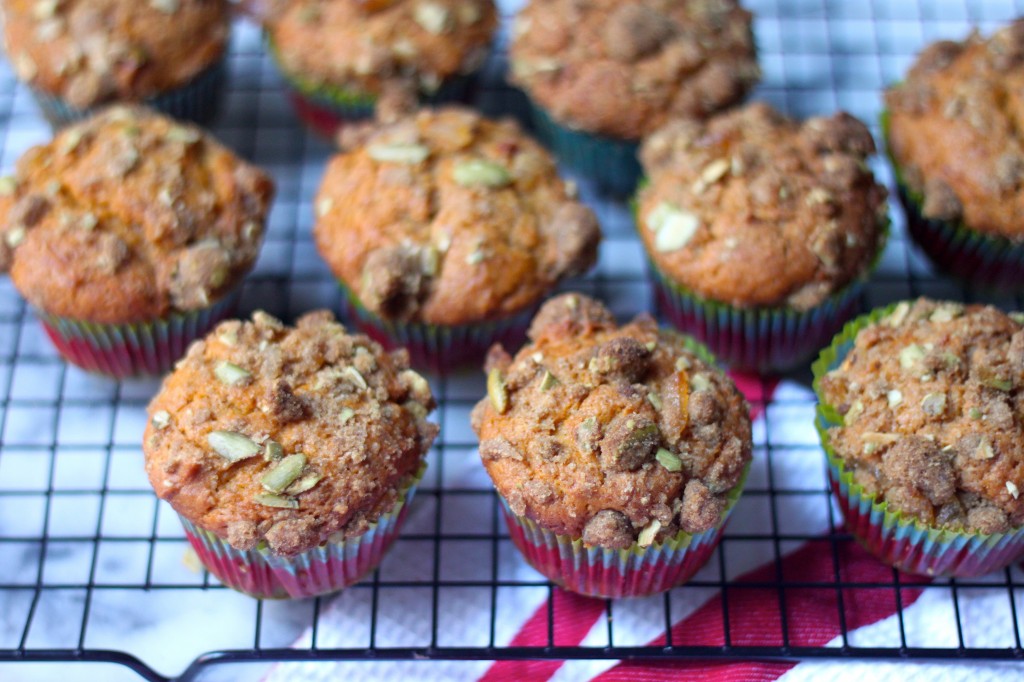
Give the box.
[881,109,1024,293]
[180,463,425,599]
[812,303,1024,577]
[527,99,641,198]
[500,462,749,598]
[30,59,225,129]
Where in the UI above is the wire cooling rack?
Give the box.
[3,1,1024,680]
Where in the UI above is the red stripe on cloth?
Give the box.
[727,371,779,421]
[593,536,930,681]
[479,588,606,682]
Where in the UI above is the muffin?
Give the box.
[884,20,1024,292]
[263,0,497,137]
[509,0,759,196]
[636,102,889,373]
[2,0,230,127]
[471,294,752,598]
[314,106,601,373]
[0,105,274,377]
[144,309,439,599]
[814,298,1024,577]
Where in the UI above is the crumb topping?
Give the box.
[638,102,888,310]
[472,293,752,547]
[144,310,439,556]
[819,298,1024,533]
[2,0,230,108]
[0,105,274,323]
[315,107,601,325]
[509,0,759,139]
[885,19,1024,239]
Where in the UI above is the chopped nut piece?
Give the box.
[263,440,284,462]
[648,392,663,410]
[655,448,682,472]
[637,519,662,547]
[368,143,431,164]
[151,411,171,430]
[539,370,558,391]
[844,399,865,425]
[343,366,368,391]
[1008,481,1020,499]
[921,392,947,417]
[339,407,356,424]
[453,159,512,188]
[899,344,926,370]
[414,1,451,34]
[254,493,299,509]
[887,389,903,408]
[261,454,307,493]
[207,431,261,462]
[886,302,911,328]
[214,361,252,387]
[648,204,700,253]
[487,368,508,414]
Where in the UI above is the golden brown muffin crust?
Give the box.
[885,20,1024,240]
[637,103,888,310]
[314,107,601,326]
[144,310,439,556]
[266,0,495,113]
[472,294,752,548]
[2,0,230,108]
[0,106,274,324]
[509,0,759,140]
[819,299,1024,534]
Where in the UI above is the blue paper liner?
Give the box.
[30,59,225,129]
[180,464,425,599]
[527,100,641,198]
[812,303,1024,577]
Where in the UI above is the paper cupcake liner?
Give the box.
[528,101,641,198]
[180,464,425,600]
[499,464,747,599]
[338,283,534,374]
[881,109,1024,293]
[812,305,1024,577]
[650,264,867,374]
[36,291,240,378]
[268,36,478,137]
[30,59,225,129]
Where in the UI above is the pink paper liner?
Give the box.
[37,291,239,378]
[179,466,423,599]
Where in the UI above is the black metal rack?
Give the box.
[2,1,1024,680]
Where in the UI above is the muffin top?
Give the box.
[818,298,1024,534]
[508,0,759,140]
[144,310,439,556]
[266,0,496,116]
[314,107,601,326]
[2,0,230,109]
[885,20,1024,240]
[0,106,274,324]
[637,103,888,310]
[471,294,752,548]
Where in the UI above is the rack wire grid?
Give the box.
[3,0,1024,680]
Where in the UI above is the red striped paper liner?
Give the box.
[498,465,747,599]
[179,465,424,600]
[36,291,240,379]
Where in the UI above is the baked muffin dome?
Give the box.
[637,102,888,311]
[471,293,752,547]
[144,309,439,556]
[509,0,759,140]
[0,105,274,324]
[818,298,1024,534]
[314,106,601,326]
[265,0,496,116]
[2,0,230,109]
[885,20,1024,240]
